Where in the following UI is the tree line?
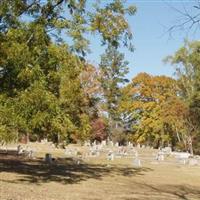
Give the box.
[0,0,199,154]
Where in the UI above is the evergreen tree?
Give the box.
[99,45,129,138]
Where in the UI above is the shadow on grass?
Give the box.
[0,154,152,185]
[1,155,200,199]
[133,183,200,200]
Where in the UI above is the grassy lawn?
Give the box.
[0,144,200,200]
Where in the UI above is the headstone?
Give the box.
[128,142,133,147]
[162,147,172,155]
[122,149,127,156]
[77,160,80,165]
[189,158,198,166]
[156,151,164,161]
[160,154,164,161]
[45,153,53,164]
[146,145,150,149]
[115,142,119,147]
[65,148,73,156]
[181,158,187,165]
[133,158,141,167]
[102,140,106,146]
[137,143,141,148]
[107,151,114,161]
[17,145,23,154]
[41,138,48,144]
[28,150,34,158]
[89,149,99,157]
[110,141,114,147]
[92,140,97,146]
[97,144,102,150]
[176,152,190,165]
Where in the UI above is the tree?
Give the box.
[99,45,129,139]
[0,0,136,55]
[0,95,20,145]
[91,118,108,142]
[166,40,200,154]
[120,73,188,149]
[0,0,135,144]
[96,0,136,140]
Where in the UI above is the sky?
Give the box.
[86,0,199,80]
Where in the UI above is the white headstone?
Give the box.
[107,151,114,161]
[115,142,119,147]
[93,140,97,146]
[17,145,23,154]
[128,142,133,147]
[189,158,198,166]
[160,154,164,161]
[102,140,106,146]
[133,158,141,167]
[110,141,114,147]
[156,151,164,161]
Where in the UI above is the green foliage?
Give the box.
[100,45,129,121]
[166,40,200,154]
[0,0,135,144]
[90,0,136,50]
[0,96,18,144]
[78,114,92,142]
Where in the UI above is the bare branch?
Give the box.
[165,1,200,37]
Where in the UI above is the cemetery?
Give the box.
[1,141,200,200]
[1,1,200,200]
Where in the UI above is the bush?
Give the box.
[91,118,108,141]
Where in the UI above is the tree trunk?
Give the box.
[175,127,181,142]
[26,132,30,143]
[181,132,187,150]
[188,135,193,156]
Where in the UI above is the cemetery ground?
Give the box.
[0,143,200,200]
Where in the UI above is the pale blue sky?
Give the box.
[87,0,199,80]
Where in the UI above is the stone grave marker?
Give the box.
[17,145,23,154]
[189,158,198,166]
[133,158,141,167]
[45,153,53,164]
[102,140,106,146]
[128,142,133,147]
[174,152,190,165]
[110,141,114,147]
[107,151,114,161]
[162,147,172,155]
[156,151,164,161]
